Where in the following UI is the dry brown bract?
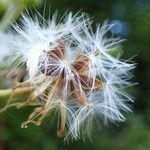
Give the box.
[1,40,103,138]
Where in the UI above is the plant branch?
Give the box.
[0,86,33,98]
[0,3,24,31]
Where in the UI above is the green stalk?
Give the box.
[0,86,33,98]
[0,3,24,31]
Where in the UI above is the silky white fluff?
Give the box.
[10,11,135,141]
[0,32,14,62]
[13,12,89,78]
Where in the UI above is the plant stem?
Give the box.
[0,3,23,31]
[0,86,33,98]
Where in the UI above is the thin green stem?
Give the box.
[0,86,33,98]
[0,3,24,31]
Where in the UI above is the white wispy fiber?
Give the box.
[10,11,135,141]
[0,32,14,62]
[12,12,89,78]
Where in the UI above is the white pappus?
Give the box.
[8,11,135,141]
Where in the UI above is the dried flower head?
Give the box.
[2,11,135,141]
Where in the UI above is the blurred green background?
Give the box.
[0,0,150,149]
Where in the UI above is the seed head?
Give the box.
[6,11,135,141]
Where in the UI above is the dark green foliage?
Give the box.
[0,0,150,149]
